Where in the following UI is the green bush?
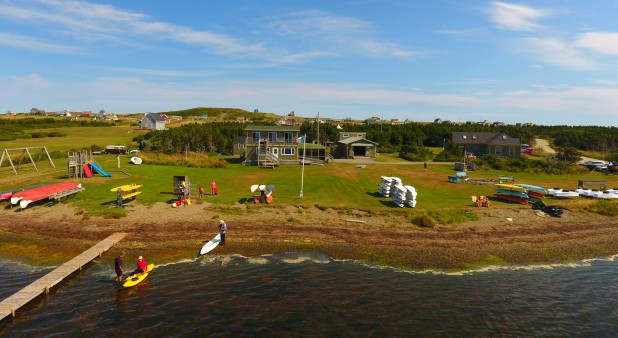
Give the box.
[586,200,618,217]
[399,145,434,161]
[410,214,436,228]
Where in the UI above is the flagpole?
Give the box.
[300,134,306,198]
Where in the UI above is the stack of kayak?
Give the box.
[514,184,548,199]
[493,184,529,204]
[10,182,83,208]
[547,188,580,198]
[391,184,417,208]
[377,176,402,197]
[574,188,618,199]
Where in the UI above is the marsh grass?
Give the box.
[139,152,227,168]
[586,200,618,216]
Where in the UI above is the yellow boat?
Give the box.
[495,184,527,193]
[110,184,143,193]
[121,191,142,200]
[123,263,154,288]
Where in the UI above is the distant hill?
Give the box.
[158,107,281,122]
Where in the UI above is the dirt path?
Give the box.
[534,138,555,154]
[2,202,618,269]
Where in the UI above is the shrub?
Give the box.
[586,200,618,217]
[138,151,228,168]
[410,214,436,228]
[428,209,479,224]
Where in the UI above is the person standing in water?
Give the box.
[114,251,125,282]
[218,220,227,245]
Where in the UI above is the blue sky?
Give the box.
[1,0,618,126]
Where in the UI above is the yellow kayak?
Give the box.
[122,263,154,288]
[495,184,526,193]
[110,184,143,193]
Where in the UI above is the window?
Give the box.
[237,143,245,149]
[268,132,277,142]
[281,147,295,155]
[284,132,294,142]
[357,134,363,138]
[494,146,502,156]
[252,132,260,142]
[343,133,349,138]
[509,147,515,156]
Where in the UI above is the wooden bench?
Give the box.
[578,180,606,190]
[499,176,514,182]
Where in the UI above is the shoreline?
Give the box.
[1,202,618,269]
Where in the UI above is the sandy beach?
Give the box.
[1,201,618,269]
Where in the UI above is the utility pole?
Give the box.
[316,112,320,145]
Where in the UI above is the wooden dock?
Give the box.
[0,232,127,322]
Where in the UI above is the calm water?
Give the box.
[1,252,618,337]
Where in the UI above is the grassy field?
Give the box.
[1,126,617,217]
[0,125,146,154]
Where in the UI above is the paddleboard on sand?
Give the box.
[250,184,259,193]
[123,264,154,288]
[110,184,143,192]
[200,233,221,255]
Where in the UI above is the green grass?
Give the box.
[1,126,617,217]
[0,125,146,154]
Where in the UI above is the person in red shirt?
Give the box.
[210,180,217,195]
[132,256,148,276]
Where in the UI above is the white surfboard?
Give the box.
[250,184,259,192]
[258,184,266,191]
[199,233,221,255]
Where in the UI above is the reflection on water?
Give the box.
[1,252,618,336]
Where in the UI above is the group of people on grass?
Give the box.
[198,180,218,199]
[114,219,227,282]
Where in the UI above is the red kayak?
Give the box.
[11,182,82,207]
[493,193,528,204]
[526,190,545,199]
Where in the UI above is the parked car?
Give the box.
[580,160,606,170]
[521,148,534,154]
[594,164,608,172]
[104,145,129,154]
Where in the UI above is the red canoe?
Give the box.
[11,182,82,207]
[493,193,529,204]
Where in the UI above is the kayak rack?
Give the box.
[0,232,127,323]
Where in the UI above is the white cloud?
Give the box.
[488,2,548,31]
[266,10,421,59]
[522,37,599,70]
[0,33,83,54]
[573,32,618,55]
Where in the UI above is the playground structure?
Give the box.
[0,147,55,175]
[173,175,191,199]
[67,151,112,178]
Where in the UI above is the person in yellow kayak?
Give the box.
[131,256,149,276]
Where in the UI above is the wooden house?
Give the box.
[140,113,166,130]
[332,132,378,159]
[242,125,327,167]
[452,132,521,158]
